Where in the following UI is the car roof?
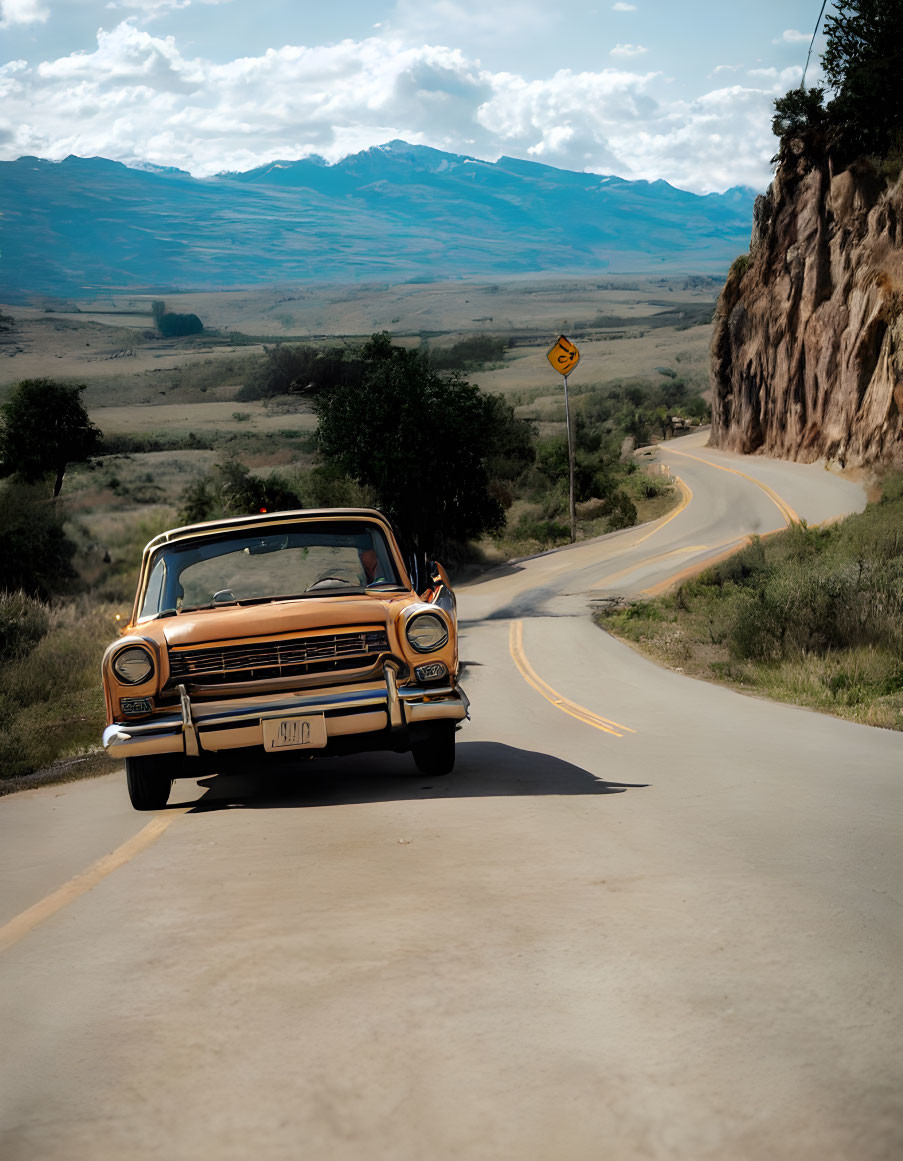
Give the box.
[143,508,397,551]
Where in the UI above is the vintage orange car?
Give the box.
[101,508,468,809]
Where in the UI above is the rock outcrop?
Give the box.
[710,148,903,467]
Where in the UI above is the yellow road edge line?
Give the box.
[663,447,800,525]
[509,621,636,737]
[0,808,189,954]
[632,473,693,545]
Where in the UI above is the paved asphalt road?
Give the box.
[1,432,900,1161]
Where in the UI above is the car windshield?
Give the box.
[138,521,403,618]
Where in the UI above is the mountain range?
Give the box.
[0,141,757,299]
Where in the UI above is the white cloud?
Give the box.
[712,64,740,74]
[389,0,548,46]
[106,0,232,17]
[610,43,647,57]
[747,65,802,86]
[612,2,637,10]
[0,0,49,28]
[775,28,810,44]
[107,0,192,15]
[0,22,793,192]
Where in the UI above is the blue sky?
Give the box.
[0,0,829,191]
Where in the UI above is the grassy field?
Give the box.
[12,276,719,337]
[1,276,716,393]
[596,477,903,731]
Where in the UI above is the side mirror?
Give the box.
[421,560,456,613]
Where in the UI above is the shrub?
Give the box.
[0,598,113,783]
[512,515,570,545]
[178,458,302,523]
[156,312,203,338]
[429,336,507,371]
[0,591,50,662]
[0,481,77,598]
[237,344,365,401]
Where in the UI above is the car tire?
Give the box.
[125,756,173,810]
[411,722,456,777]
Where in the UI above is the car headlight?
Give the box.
[112,646,155,685]
[406,612,449,653]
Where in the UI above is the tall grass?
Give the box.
[0,595,117,784]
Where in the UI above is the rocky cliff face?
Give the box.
[710,150,903,467]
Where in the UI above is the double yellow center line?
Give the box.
[508,620,635,738]
[663,447,800,525]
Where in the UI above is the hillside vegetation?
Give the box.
[597,473,903,729]
[0,309,707,787]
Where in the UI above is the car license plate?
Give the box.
[263,715,327,751]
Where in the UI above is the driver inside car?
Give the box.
[358,547,388,585]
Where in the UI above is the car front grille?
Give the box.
[168,629,390,686]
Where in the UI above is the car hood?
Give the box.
[154,594,407,648]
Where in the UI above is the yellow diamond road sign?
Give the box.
[547,335,580,376]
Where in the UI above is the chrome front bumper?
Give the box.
[103,667,470,759]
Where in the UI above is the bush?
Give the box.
[237,344,365,401]
[0,481,77,598]
[155,311,203,338]
[178,458,302,523]
[604,491,638,531]
[296,464,376,510]
[0,598,113,783]
[512,515,571,545]
[683,504,903,664]
[0,591,50,662]
[99,431,215,454]
[429,336,507,371]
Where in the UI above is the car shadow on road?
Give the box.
[176,741,647,812]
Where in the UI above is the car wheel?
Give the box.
[411,722,456,777]
[125,756,173,810]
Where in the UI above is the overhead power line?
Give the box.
[801,0,830,88]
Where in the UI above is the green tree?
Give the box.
[315,333,527,568]
[0,379,102,497]
[773,0,903,166]
[771,87,827,162]
[822,0,903,160]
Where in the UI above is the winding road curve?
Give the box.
[1,431,901,1161]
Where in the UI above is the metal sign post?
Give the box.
[547,335,581,543]
[562,372,576,543]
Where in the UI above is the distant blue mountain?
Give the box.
[0,141,756,298]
